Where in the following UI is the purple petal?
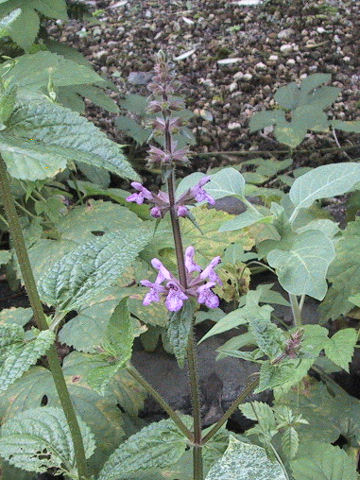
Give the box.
[197,282,220,309]
[177,205,189,217]
[150,206,162,218]
[165,286,188,312]
[126,192,144,204]
[185,246,201,274]
[151,258,172,282]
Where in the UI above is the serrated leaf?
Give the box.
[0,351,144,475]
[0,8,21,38]
[166,301,194,368]
[205,436,287,480]
[324,328,358,372]
[39,228,152,311]
[289,162,360,212]
[249,313,284,359]
[240,401,275,425]
[0,307,33,327]
[119,94,148,115]
[281,426,299,459]
[74,85,119,113]
[115,115,151,145]
[98,418,190,480]
[0,407,94,474]
[0,0,68,51]
[320,218,360,320]
[267,230,335,300]
[4,51,103,90]
[0,325,54,392]
[0,90,138,181]
[291,442,358,480]
[204,168,245,199]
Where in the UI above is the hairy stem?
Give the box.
[202,377,259,444]
[127,366,193,441]
[0,156,88,480]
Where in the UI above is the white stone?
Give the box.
[233,72,244,81]
[229,82,238,92]
[255,62,267,70]
[286,58,296,66]
[277,28,295,40]
[228,122,241,130]
[280,44,293,54]
[242,73,253,81]
[343,56,351,63]
[317,27,326,34]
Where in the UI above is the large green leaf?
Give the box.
[291,442,357,480]
[0,0,68,50]
[204,168,245,199]
[0,307,32,327]
[0,324,54,392]
[0,8,20,38]
[320,218,360,320]
[289,163,360,213]
[0,351,143,475]
[0,407,95,475]
[267,230,335,300]
[219,209,273,232]
[98,418,190,480]
[249,110,286,132]
[205,436,286,480]
[0,90,138,180]
[3,51,103,90]
[38,228,152,311]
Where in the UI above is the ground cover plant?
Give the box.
[0,2,360,480]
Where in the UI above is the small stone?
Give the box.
[233,72,244,81]
[242,73,253,81]
[280,44,293,54]
[229,82,238,92]
[317,27,326,34]
[343,56,351,63]
[268,54,278,64]
[286,58,296,66]
[277,28,295,40]
[228,122,241,130]
[255,62,267,70]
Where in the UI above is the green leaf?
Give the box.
[219,209,273,232]
[249,313,284,359]
[87,299,135,394]
[0,90,138,181]
[0,307,33,327]
[0,0,68,51]
[320,218,360,320]
[199,308,248,343]
[274,119,307,148]
[331,120,360,133]
[39,228,152,311]
[205,435,287,480]
[289,162,360,212]
[240,401,275,426]
[119,94,148,115]
[300,74,331,94]
[98,418,190,480]
[115,116,151,145]
[4,51,103,90]
[74,85,119,114]
[0,325,54,392]
[281,426,299,459]
[275,82,300,109]
[0,407,95,475]
[324,329,358,372]
[204,168,245,199]
[249,110,286,132]
[267,230,335,300]
[0,8,21,38]
[166,301,194,368]
[291,442,358,480]
[292,105,329,132]
[0,250,11,265]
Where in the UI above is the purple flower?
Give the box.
[165,282,188,312]
[150,206,162,218]
[140,247,222,312]
[126,182,153,205]
[147,145,171,164]
[191,177,215,205]
[176,205,189,217]
[185,246,201,273]
[197,282,220,309]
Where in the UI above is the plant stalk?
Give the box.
[127,366,193,441]
[202,377,259,444]
[289,294,302,326]
[0,155,88,480]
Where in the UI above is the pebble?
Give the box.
[268,54,278,64]
[255,62,267,70]
[242,73,253,81]
[277,28,295,40]
[286,58,296,66]
[229,82,238,92]
[280,44,293,54]
[228,122,241,130]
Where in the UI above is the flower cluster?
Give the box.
[126,176,215,218]
[141,246,222,312]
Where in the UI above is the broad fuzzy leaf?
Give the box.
[0,0,68,50]
[0,307,33,327]
[219,209,273,232]
[39,228,151,311]
[204,168,245,199]
[289,162,360,212]
[324,329,358,372]
[249,110,286,132]
[291,442,357,480]
[267,230,335,300]
[0,407,95,474]
[0,325,54,392]
[0,8,21,38]
[320,218,360,320]
[0,91,138,181]
[98,418,190,480]
[205,436,286,480]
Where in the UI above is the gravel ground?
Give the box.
[48,0,359,164]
